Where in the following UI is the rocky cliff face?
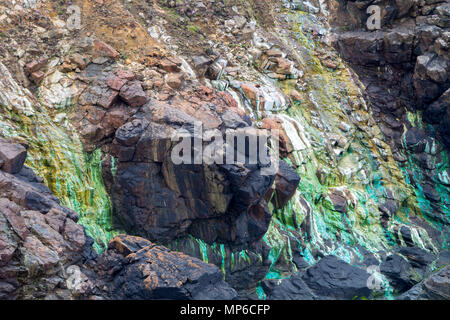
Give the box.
[0,0,448,300]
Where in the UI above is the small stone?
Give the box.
[0,140,27,174]
[119,81,148,107]
[25,58,48,73]
[116,69,135,80]
[159,58,180,72]
[30,71,45,84]
[69,53,86,70]
[98,89,119,109]
[165,73,183,89]
[107,75,128,91]
[323,58,338,69]
[94,40,119,59]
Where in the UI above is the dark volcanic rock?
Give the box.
[0,147,238,300]
[105,88,295,247]
[398,265,450,300]
[397,246,435,269]
[263,255,372,300]
[272,160,300,209]
[86,235,237,300]
[380,253,417,293]
[301,255,371,299]
[262,276,315,300]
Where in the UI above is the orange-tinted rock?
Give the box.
[159,58,181,73]
[119,81,148,107]
[165,72,184,89]
[94,40,119,59]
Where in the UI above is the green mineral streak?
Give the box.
[0,107,120,252]
[219,244,226,277]
[256,10,446,300]
[400,115,450,249]
[110,155,117,178]
[256,283,267,300]
[195,237,209,263]
[78,149,121,252]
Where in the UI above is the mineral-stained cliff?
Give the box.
[0,0,448,300]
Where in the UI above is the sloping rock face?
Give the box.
[399,265,450,300]
[330,0,450,235]
[0,140,90,299]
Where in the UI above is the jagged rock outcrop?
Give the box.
[398,265,450,300]
[330,0,450,251]
[101,86,287,247]
[0,140,237,300]
[0,0,448,300]
[82,235,238,300]
[0,139,90,299]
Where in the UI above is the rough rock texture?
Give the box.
[0,141,237,300]
[331,0,450,237]
[262,255,372,300]
[102,87,286,246]
[0,0,448,300]
[398,265,450,300]
[83,235,238,300]
[0,141,90,299]
[0,138,27,174]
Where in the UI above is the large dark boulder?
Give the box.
[272,160,300,209]
[104,88,295,247]
[262,255,372,300]
[87,235,238,300]
[262,277,315,300]
[301,255,372,299]
[380,254,417,293]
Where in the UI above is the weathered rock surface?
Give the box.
[0,140,89,299]
[0,0,448,301]
[399,265,450,300]
[0,142,237,300]
[263,255,372,300]
[83,235,237,300]
[0,138,27,174]
[331,0,450,249]
[102,86,297,247]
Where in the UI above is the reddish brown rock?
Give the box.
[159,58,181,73]
[119,81,148,107]
[94,40,119,59]
[115,69,135,80]
[272,161,300,210]
[25,58,48,74]
[90,235,237,300]
[30,71,45,84]
[97,89,119,109]
[69,53,86,70]
[0,139,27,174]
[107,76,128,91]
